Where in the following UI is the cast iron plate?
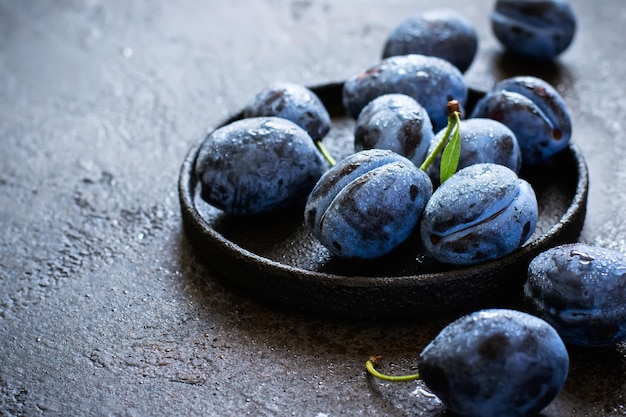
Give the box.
[179,82,589,319]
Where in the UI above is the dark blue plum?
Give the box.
[471,76,572,165]
[420,163,537,265]
[243,82,331,141]
[419,309,569,417]
[342,54,467,132]
[382,9,478,73]
[525,243,626,347]
[195,117,325,215]
[426,118,522,186]
[491,0,577,61]
[354,94,434,167]
[305,149,432,259]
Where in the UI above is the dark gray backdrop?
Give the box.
[1,1,624,416]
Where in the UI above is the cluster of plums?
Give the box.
[193,1,626,416]
[197,66,570,265]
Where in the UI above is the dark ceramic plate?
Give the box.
[179,82,588,320]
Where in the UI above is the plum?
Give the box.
[305,149,432,259]
[383,9,478,73]
[525,243,626,347]
[420,163,537,265]
[491,0,577,61]
[343,54,467,132]
[243,82,331,141]
[471,76,572,165]
[354,94,434,167]
[425,118,522,186]
[418,309,569,417]
[195,117,325,215]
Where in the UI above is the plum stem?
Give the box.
[365,356,421,382]
[315,140,336,166]
[419,100,462,173]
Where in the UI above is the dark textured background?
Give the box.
[1,1,625,416]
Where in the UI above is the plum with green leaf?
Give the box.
[420,163,538,265]
[305,102,463,259]
[425,118,522,187]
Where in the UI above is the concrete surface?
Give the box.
[1,0,625,416]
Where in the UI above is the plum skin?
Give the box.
[342,54,467,132]
[243,82,331,141]
[305,149,433,259]
[382,9,479,73]
[524,243,626,347]
[491,0,577,61]
[471,76,572,166]
[418,308,569,417]
[420,163,537,265]
[354,94,434,167]
[195,117,325,215]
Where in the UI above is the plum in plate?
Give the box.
[342,54,467,132]
[195,116,325,215]
[243,82,331,142]
[354,94,434,167]
[420,163,538,265]
[471,75,572,166]
[304,149,432,259]
[425,118,522,187]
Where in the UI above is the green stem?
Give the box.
[453,110,461,125]
[365,356,421,382]
[419,100,461,172]
[315,140,336,166]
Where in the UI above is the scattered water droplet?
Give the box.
[411,386,439,399]
[570,250,595,264]
[120,47,133,58]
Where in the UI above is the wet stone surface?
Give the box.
[1,0,625,416]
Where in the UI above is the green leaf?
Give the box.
[419,100,461,173]
[439,122,461,183]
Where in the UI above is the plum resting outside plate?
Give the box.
[491,0,577,61]
[420,163,538,265]
[342,54,467,132]
[524,243,626,347]
[243,82,331,141]
[418,309,569,417]
[354,94,434,167]
[471,75,572,166]
[425,118,522,186]
[195,117,325,215]
[304,149,433,259]
[382,9,478,73]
